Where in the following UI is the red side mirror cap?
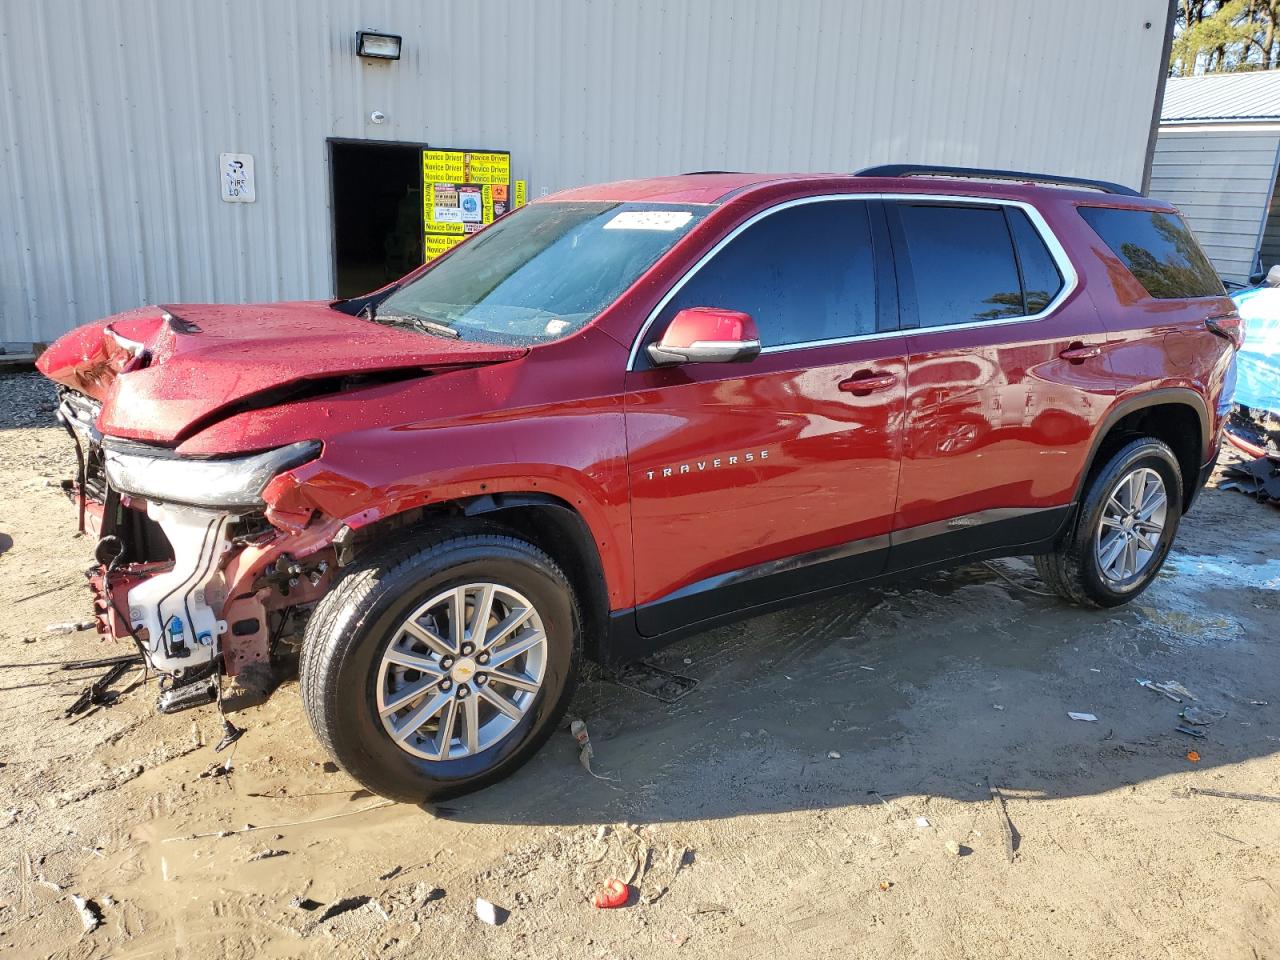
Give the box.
[647,307,762,367]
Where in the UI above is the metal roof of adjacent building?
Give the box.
[1162,71,1280,123]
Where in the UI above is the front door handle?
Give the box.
[839,371,898,395]
[1059,342,1102,363]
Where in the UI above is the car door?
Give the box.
[884,198,1114,569]
[623,197,908,635]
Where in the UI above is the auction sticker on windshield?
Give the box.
[603,210,694,231]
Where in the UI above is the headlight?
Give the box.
[103,440,321,509]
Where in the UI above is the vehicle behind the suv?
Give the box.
[36,165,1240,801]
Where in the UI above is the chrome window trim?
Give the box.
[625,192,1080,370]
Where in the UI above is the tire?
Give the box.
[299,524,581,802]
[1034,437,1183,608]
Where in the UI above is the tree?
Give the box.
[1171,0,1280,74]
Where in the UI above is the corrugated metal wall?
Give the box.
[0,0,1170,347]
[1149,127,1280,283]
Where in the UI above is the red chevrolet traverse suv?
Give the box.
[38,166,1240,801]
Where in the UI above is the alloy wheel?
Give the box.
[1094,466,1168,586]
[375,582,547,761]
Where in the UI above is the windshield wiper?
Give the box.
[362,303,462,340]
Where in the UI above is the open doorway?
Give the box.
[330,140,423,298]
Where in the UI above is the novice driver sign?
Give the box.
[422,148,512,261]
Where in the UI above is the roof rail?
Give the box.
[855,163,1142,198]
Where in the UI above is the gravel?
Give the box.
[0,370,59,429]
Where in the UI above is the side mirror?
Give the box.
[646,307,762,367]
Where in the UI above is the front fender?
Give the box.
[261,413,634,610]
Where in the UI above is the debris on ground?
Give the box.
[944,839,962,856]
[46,620,95,634]
[640,844,689,906]
[591,877,630,909]
[69,894,102,932]
[215,718,245,753]
[163,799,395,841]
[1137,679,1198,703]
[317,895,371,923]
[988,782,1017,863]
[827,750,842,759]
[61,653,143,671]
[569,718,618,782]
[1180,705,1227,726]
[1067,712,1098,722]
[475,896,506,925]
[1219,454,1280,505]
[1175,725,1207,740]
[915,816,931,828]
[612,661,699,703]
[65,660,135,717]
[1188,786,1280,803]
[247,848,288,861]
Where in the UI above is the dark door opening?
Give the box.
[330,140,423,298]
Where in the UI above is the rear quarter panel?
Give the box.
[1062,200,1236,462]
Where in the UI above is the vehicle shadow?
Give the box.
[433,547,1280,827]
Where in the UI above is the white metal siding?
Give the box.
[1259,171,1280,273]
[1148,128,1280,283]
[0,0,1169,346]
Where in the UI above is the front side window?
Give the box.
[375,201,710,344]
[1078,206,1224,300]
[649,199,878,351]
[895,203,1028,325]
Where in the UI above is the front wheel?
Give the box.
[1035,438,1183,607]
[299,527,581,802]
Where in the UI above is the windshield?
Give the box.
[375,201,710,344]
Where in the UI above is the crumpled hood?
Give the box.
[37,301,527,445]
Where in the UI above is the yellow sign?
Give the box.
[422,148,513,261]
[514,180,527,208]
[425,233,465,260]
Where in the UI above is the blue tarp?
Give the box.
[1230,286,1280,416]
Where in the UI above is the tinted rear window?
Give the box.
[1079,206,1223,299]
[1007,208,1063,313]
[896,204,1024,325]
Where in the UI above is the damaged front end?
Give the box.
[40,298,529,714]
[57,389,335,710]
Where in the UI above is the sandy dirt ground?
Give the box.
[0,368,1278,959]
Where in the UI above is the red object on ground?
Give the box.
[591,878,629,909]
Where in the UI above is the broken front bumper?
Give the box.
[56,391,335,677]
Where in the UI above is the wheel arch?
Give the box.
[1078,389,1208,513]
[336,492,613,662]
[460,493,611,660]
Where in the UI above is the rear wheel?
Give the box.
[1035,438,1182,607]
[299,526,581,802]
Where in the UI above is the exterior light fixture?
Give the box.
[357,31,402,60]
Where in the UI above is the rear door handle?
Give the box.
[1059,342,1102,363]
[838,371,898,394]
